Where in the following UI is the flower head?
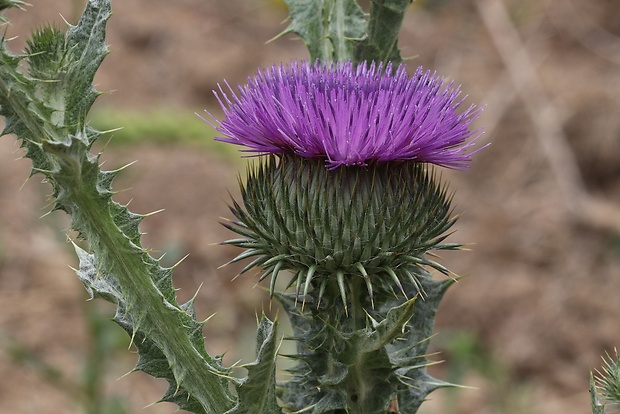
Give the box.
[205,60,482,169]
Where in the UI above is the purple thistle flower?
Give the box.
[204,60,482,169]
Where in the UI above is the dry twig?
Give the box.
[475,0,620,233]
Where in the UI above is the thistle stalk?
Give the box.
[210,56,482,412]
[0,1,239,412]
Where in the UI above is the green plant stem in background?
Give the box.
[5,304,130,414]
[89,109,228,154]
[83,305,129,414]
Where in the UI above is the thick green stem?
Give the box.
[344,278,389,413]
[72,188,235,412]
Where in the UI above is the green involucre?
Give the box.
[223,154,459,308]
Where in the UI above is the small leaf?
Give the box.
[363,298,416,352]
[353,0,413,65]
[226,316,283,414]
[387,277,457,411]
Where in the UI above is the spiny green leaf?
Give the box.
[386,276,458,411]
[353,0,413,65]
[225,317,282,414]
[362,298,416,352]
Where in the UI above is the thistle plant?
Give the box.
[204,48,482,412]
[0,0,491,413]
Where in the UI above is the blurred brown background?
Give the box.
[1,0,620,413]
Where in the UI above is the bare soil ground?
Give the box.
[1,1,620,413]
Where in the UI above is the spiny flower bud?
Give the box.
[222,155,457,310]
